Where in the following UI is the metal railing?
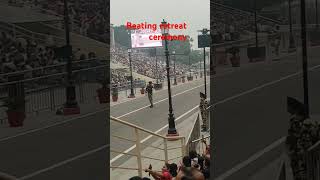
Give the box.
[110,116,186,177]
[0,60,107,124]
[0,20,109,58]
[111,80,146,92]
[186,113,201,154]
[277,158,287,180]
[306,140,320,180]
[211,2,282,24]
[186,103,211,155]
[0,172,17,180]
[0,21,64,46]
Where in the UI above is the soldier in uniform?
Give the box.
[199,92,208,131]
[286,97,320,180]
[146,81,154,108]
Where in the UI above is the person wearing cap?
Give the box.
[146,81,154,108]
[199,92,208,131]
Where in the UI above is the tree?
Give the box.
[113,25,131,48]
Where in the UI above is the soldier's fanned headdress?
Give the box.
[200,92,206,99]
[287,96,307,117]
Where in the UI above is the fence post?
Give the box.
[164,138,168,163]
[49,87,55,111]
[181,137,186,157]
[79,81,84,103]
[135,128,143,177]
[200,135,205,155]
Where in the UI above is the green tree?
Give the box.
[113,25,131,48]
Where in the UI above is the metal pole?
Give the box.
[173,54,177,85]
[199,58,202,78]
[288,0,296,50]
[164,139,168,163]
[135,128,143,177]
[164,33,177,135]
[300,0,310,116]
[254,0,258,50]
[203,47,207,97]
[189,55,192,77]
[155,48,159,84]
[63,0,78,110]
[129,50,135,98]
[316,0,319,26]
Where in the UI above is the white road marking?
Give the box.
[0,172,18,179]
[0,81,207,143]
[215,137,286,180]
[213,64,320,106]
[110,77,208,107]
[110,104,200,164]
[0,108,107,143]
[110,63,320,164]
[3,61,320,178]
[18,144,109,180]
[115,82,209,119]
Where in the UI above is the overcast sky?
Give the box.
[110,0,210,49]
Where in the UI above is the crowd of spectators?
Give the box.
[8,0,108,43]
[111,69,128,87]
[0,30,61,81]
[111,46,190,82]
[0,30,104,86]
[43,0,107,43]
[129,139,210,180]
[211,2,279,44]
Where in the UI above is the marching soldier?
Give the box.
[146,81,154,108]
[199,92,208,131]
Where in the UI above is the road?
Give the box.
[0,109,108,180]
[212,47,320,177]
[110,77,210,166]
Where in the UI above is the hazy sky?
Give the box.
[110,0,210,49]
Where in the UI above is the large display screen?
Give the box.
[131,29,163,48]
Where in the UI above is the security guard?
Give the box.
[199,92,208,131]
[146,81,154,108]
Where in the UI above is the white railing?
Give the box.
[0,172,17,180]
[306,140,320,180]
[211,2,282,24]
[0,21,64,46]
[110,116,186,177]
[186,102,211,155]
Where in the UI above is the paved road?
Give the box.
[212,47,320,177]
[110,77,210,166]
[0,110,108,180]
